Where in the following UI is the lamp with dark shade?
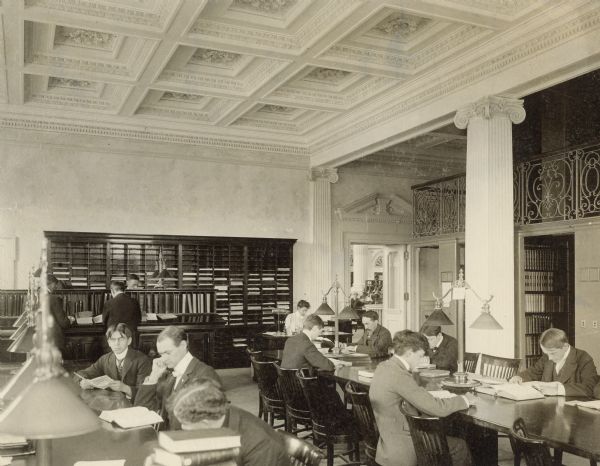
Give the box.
[318,277,357,349]
[470,301,502,330]
[338,303,359,320]
[315,297,334,316]
[0,241,100,466]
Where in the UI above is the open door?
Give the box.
[382,245,409,335]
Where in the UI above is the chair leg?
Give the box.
[553,449,563,466]
[258,395,263,419]
[327,443,334,466]
[513,450,520,466]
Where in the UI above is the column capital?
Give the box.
[454,95,526,129]
[310,167,339,183]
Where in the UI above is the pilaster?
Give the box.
[454,96,525,356]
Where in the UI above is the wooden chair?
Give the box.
[246,348,263,414]
[509,418,553,466]
[280,431,324,466]
[399,400,452,466]
[480,353,521,380]
[463,352,479,373]
[296,369,360,466]
[345,381,381,466]
[274,363,312,435]
[250,355,285,428]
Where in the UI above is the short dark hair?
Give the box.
[168,379,228,423]
[392,330,429,356]
[106,323,132,339]
[362,310,379,321]
[420,325,441,337]
[158,326,186,345]
[110,280,125,292]
[303,314,324,330]
[540,328,568,349]
[47,274,59,285]
[127,273,140,281]
[297,300,310,310]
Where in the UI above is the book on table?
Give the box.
[158,428,241,454]
[99,406,163,429]
[475,383,544,401]
[152,447,240,466]
[358,370,374,378]
[565,400,600,410]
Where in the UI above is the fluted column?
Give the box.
[352,245,369,291]
[310,168,338,307]
[454,96,525,357]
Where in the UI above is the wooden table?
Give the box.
[257,332,354,351]
[327,362,600,464]
[261,349,375,366]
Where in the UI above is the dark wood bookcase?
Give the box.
[522,234,574,367]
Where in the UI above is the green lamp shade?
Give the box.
[423,308,454,326]
[315,300,334,315]
[469,309,503,330]
[0,376,100,439]
[338,305,359,320]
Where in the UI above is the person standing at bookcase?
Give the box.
[284,299,310,335]
[509,328,597,397]
[46,274,72,355]
[102,280,142,343]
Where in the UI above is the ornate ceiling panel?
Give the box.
[0,0,593,170]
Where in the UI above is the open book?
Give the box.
[358,370,374,378]
[75,373,114,389]
[99,406,163,429]
[428,390,458,400]
[475,383,544,401]
[565,400,600,410]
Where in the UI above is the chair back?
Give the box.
[296,369,347,427]
[399,400,452,466]
[251,356,282,401]
[480,353,521,380]
[280,431,324,466]
[274,363,309,411]
[345,381,380,463]
[509,418,553,466]
[246,347,262,360]
[463,352,479,373]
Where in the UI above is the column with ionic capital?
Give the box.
[454,96,525,357]
[310,168,338,308]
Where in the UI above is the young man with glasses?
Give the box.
[78,323,151,400]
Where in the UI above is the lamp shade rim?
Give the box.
[423,309,454,326]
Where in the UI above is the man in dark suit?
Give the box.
[78,323,151,400]
[347,310,392,357]
[510,327,597,397]
[281,314,335,371]
[135,326,222,430]
[101,280,141,335]
[369,330,474,466]
[46,274,71,355]
[421,325,458,373]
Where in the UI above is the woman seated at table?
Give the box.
[284,299,310,335]
[77,323,151,400]
[420,325,458,373]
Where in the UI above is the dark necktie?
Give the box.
[116,359,125,378]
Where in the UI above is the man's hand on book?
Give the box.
[509,375,523,384]
[530,381,560,396]
[80,378,94,390]
[463,392,477,407]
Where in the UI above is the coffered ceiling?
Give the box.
[0,0,598,171]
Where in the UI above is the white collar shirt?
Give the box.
[172,351,194,389]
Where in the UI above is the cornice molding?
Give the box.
[454,95,526,128]
[0,116,310,156]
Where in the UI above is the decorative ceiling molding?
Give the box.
[231,0,298,15]
[370,13,432,40]
[54,26,117,50]
[335,192,413,225]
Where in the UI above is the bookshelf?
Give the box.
[522,235,574,367]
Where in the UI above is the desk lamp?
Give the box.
[0,242,100,466]
[8,269,39,354]
[315,277,356,349]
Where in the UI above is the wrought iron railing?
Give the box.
[412,142,600,237]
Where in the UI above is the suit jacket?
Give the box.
[429,333,459,373]
[48,294,70,352]
[78,348,151,400]
[519,346,598,397]
[134,356,222,430]
[355,324,392,357]
[225,406,291,466]
[280,332,334,371]
[369,356,469,466]
[101,293,141,333]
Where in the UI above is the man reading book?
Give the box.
[420,325,458,373]
[509,327,597,397]
[135,326,222,430]
[167,379,290,466]
[78,323,151,400]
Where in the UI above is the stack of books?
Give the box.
[152,428,241,466]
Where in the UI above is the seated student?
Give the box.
[134,379,290,466]
[135,326,222,430]
[78,323,151,400]
[346,310,392,357]
[281,314,335,371]
[420,325,458,373]
[369,330,475,466]
[284,300,310,335]
[509,327,597,397]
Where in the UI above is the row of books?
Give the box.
[0,294,27,317]
[524,314,552,334]
[524,247,559,271]
[524,294,564,313]
[524,334,543,356]
[524,271,556,292]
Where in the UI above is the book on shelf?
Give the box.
[475,383,544,401]
[158,428,241,454]
[99,406,163,429]
[157,313,178,321]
